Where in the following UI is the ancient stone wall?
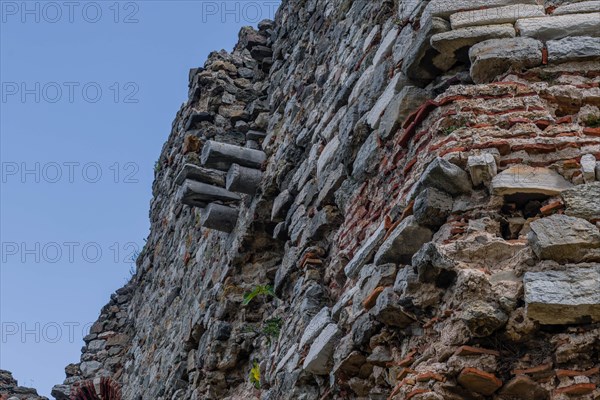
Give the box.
[53,0,600,399]
[0,370,47,400]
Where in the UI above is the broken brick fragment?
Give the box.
[454,345,500,357]
[362,286,385,310]
[555,367,599,378]
[554,383,596,396]
[458,367,502,396]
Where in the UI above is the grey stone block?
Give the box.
[469,37,543,83]
[547,36,600,64]
[412,157,472,198]
[303,323,341,375]
[528,214,600,262]
[371,288,415,328]
[524,267,600,324]
[561,182,600,220]
[449,4,545,29]
[516,13,600,41]
[413,187,453,228]
[491,165,572,196]
[374,216,433,265]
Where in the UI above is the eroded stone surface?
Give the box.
[528,214,600,262]
[561,182,600,220]
[547,36,600,64]
[524,267,600,324]
[470,38,543,83]
[516,13,600,41]
[449,5,545,29]
[491,165,573,196]
[374,216,433,265]
[302,323,341,375]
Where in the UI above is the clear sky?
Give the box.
[0,0,280,395]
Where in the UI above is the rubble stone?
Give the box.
[491,165,573,196]
[516,13,600,41]
[373,216,433,265]
[449,5,545,29]
[303,323,341,375]
[470,38,543,83]
[528,214,600,262]
[524,267,600,324]
[561,182,600,220]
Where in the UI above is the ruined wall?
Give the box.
[0,370,47,400]
[53,0,600,399]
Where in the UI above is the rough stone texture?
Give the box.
[431,24,516,59]
[561,182,600,220]
[449,5,545,29]
[46,2,600,400]
[581,153,597,183]
[524,267,600,324]
[411,157,472,198]
[413,187,453,228]
[468,153,498,187]
[553,1,600,15]
[379,86,429,140]
[528,214,600,262]
[491,165,573,196]
[0,370,47,400]
[423,0,538,21]
[344,221,387,278]
[547,36,600,64]
[469,37,543,83]
[515,13,600,41]
[302,323,341,375]
[373,216,433,265]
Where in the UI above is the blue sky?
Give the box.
[0,0,280,395]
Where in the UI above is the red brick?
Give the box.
[362,286,385,310]
[554,383,596,395]
[458,368,503,395]
[455,345,500,357]
[583,127,600,136]
[512,363,553,376]
[540,201,564,215]
[415,372,445,382]
[555,367,599,378]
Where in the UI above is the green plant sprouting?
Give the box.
[242,285,276,306]
[262,318,282,344]
[585,115,600,128]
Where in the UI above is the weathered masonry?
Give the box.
[31,0,600,399]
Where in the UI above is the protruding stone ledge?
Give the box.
[226,163,263,195]
[303,323,340,375]
[175,163,227,187]
[469,37,543,84]
[431,24,516,61]
[547,36,600,64]
[200,203,239,233]
[524,267,600,325]
[179,179,241,208]
[528,214,600,262]
[201,140,266,171]
[515,13,600,41]
[449,4,545,29]
[423,0,538,21]
[491,165,572,196]
[553,1,600,16]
